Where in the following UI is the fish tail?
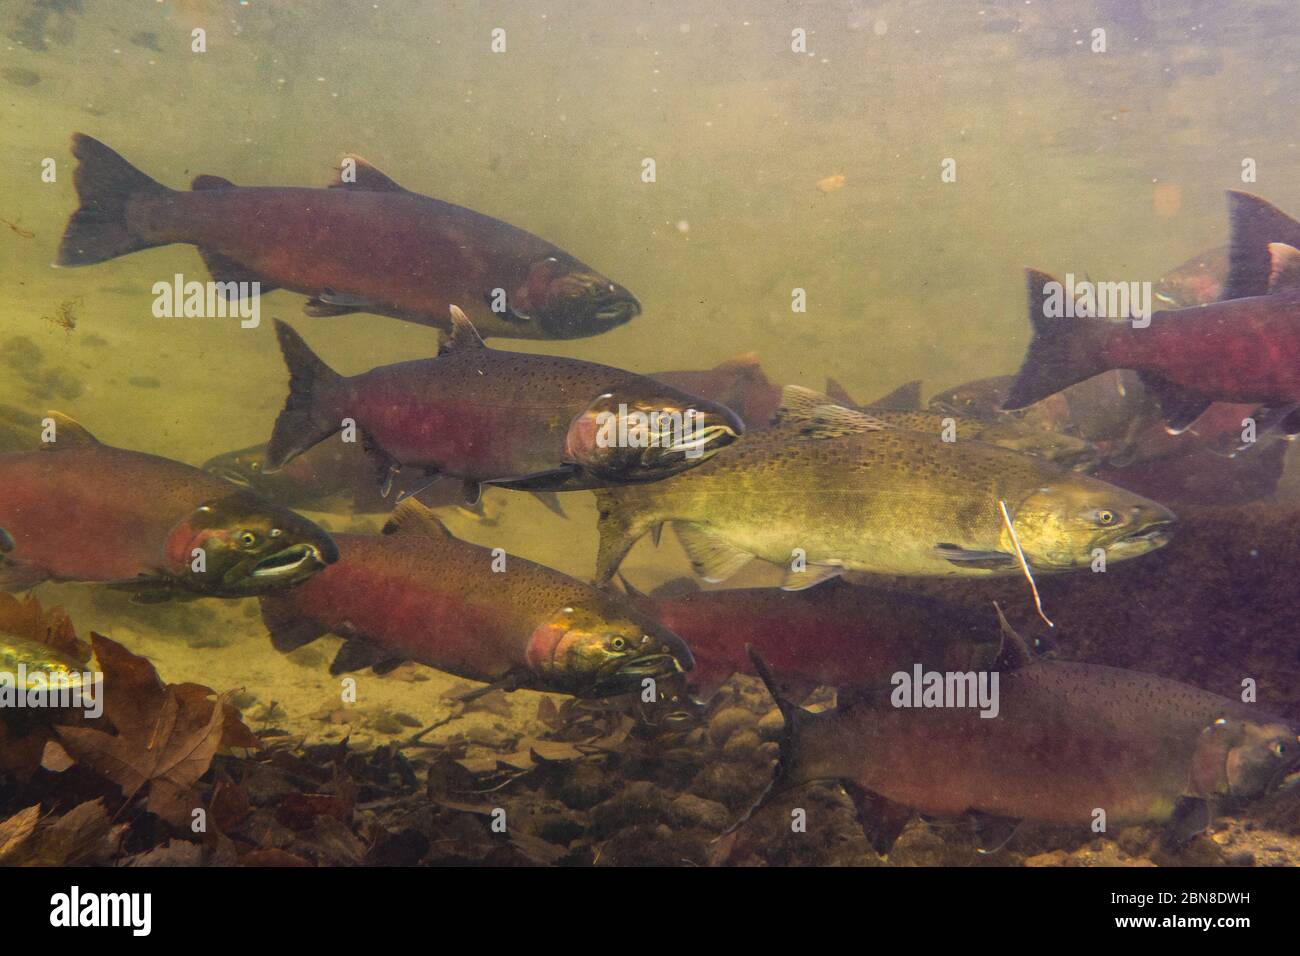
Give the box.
[721,647,807,836]
[592,488,654,585]
[1002,269,1111,410]
[266,320,345,471]
[57,133,173,266]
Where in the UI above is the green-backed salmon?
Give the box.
[593,387,1175,587]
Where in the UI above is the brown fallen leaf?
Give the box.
[0,805,41,864]
[55,633,253,827]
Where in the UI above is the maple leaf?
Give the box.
[56,634,254,827]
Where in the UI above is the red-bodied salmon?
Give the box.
[618,577,1011,700]
[1005,192,1300,430]
[258,500,693,699]
[736,616,1300,853]
[56,134,640,340]
[0,414,337,599]
[265,309,744,500]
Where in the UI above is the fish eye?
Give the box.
[239,531,258,547]
[609,636,627,652]
[250,461,261,472]
[1273,741,1287,758]
[1096,509,1116,526]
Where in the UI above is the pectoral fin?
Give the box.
[1137,371,1212,433]
[933,543,1017,570]
[0,560,50,593]
[453,669,533,701]
[969,811,1024,854]
[259,594,327,652]
[674,524,754,582]
[485,465,581,492]
[1162,795,1214,849]
[303,297,360,317]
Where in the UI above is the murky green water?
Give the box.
[3,1,1300,868]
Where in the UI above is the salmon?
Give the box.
[265,309,744,500]
[56,134,640,340]
[0,414,337,599]
[258,500,693,699]
[618,577,1009,700]
[738,616,1300,852]
[1005,192,1300,430]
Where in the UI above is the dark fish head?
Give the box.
[524,599,694,699]
[1192,717,1300,799]
[1008,480,1176,569]
[515,256,641,338]
[201,444,270,490]
[564,389,745,483]
[163,491,339,597]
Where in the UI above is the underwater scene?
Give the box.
[2,0,1300,884]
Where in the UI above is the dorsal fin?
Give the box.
[328,156,408,193]
[441,305,487,352]
[992,603,1032,671]
[866,379,923,411]
[714,353,768,382]
[191,174,236,190]
[39,411,100,449]
[1224,191,1300,300]
[648,577,702,600]
[1267,242,1300,293]
[774,385,889,438]
[381,499,453,539]
[823,376,858,406]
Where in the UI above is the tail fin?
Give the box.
[721,646,808,836]
[1223,191,1300,300]
[1002,269,1111,410]
[592,488,655,585]
[265,320,346,470]
[57,134,172,266]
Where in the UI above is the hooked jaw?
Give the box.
[247,541,336,581]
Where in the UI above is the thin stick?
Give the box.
[998,499,1054,628]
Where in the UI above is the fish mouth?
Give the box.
[250,543,328,579]
[205,466,254,488]
[661,421,743,460]
[594,296,640,324]
[591,650,690,695]
[1118,519,1175,549]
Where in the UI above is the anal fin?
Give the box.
[841,780,913,856]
